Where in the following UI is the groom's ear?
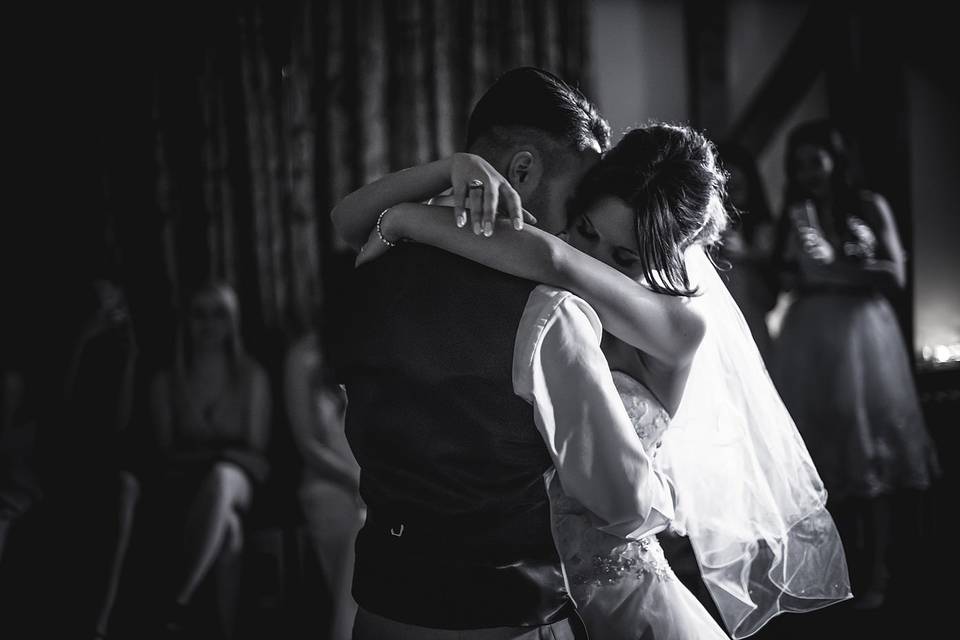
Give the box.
[507,150,542,196]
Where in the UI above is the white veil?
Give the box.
[657,247,852,638]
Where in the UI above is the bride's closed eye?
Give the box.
[577,217,599,240]
[613,249,639,269]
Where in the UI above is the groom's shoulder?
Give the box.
[522,286,601,329]
[513,286,602,394]
[516,286,602,352]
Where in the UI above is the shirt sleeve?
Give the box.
[514,288,677,539]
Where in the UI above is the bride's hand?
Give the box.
[450,152,535,237]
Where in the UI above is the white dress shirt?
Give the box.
[513,285,676,539]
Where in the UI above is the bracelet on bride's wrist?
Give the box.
[377,208,398,248]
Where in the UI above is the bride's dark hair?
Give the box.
[571,123,728,296]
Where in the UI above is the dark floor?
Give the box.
[0,480,949,640]
[658,487,948,640]
[1,371,954,639]
[750,371,955,640]
[751,489,949,640]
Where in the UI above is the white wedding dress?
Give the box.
[549,371,729,640]
[549,248,851,639]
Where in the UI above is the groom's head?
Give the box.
[466,67,609,234]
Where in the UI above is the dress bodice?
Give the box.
[550,372,675,592]
[611,371,671,454]
[786,199,880,286]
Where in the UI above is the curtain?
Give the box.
[139,0,592,355]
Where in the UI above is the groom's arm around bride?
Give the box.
[514,285,677,539]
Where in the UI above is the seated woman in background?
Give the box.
[285,329,364,640]
[61,278,140,640]
[146,281,271,634]
[0,362,41,565]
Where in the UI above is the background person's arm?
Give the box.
[806,192,906,291]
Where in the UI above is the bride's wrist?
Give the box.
[377,207,406,246]
[436,155,456,188]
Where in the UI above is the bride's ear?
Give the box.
[507,150,542,196]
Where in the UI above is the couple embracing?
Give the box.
[332,67,850,640]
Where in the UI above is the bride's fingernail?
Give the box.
[483,221,493,236]
[457,212,467,228]
[473,221,481,235]
[513,219,523,231]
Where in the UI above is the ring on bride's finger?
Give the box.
[468,179,484,190]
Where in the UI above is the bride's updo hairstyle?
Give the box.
[572,123,728,296]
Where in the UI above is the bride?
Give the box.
[333,123,851,638]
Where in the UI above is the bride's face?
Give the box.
[566,196,645,280]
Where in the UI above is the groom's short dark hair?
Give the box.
[466,67,610,157]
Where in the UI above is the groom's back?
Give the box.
[337,244,571,629]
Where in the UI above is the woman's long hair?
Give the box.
[571,123,728,296]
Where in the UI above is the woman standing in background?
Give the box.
[772,120,940,610]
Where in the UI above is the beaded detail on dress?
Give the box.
[568,533,674,587]
[615,372,670,454]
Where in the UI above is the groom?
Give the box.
[337,67,677,639]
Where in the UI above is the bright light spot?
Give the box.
[920,341,960,368]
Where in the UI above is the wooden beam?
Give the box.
[842,8,914,342]
[684,0,729,136]
[725,2,839,155]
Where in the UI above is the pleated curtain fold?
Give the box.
[148,0,591,349]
